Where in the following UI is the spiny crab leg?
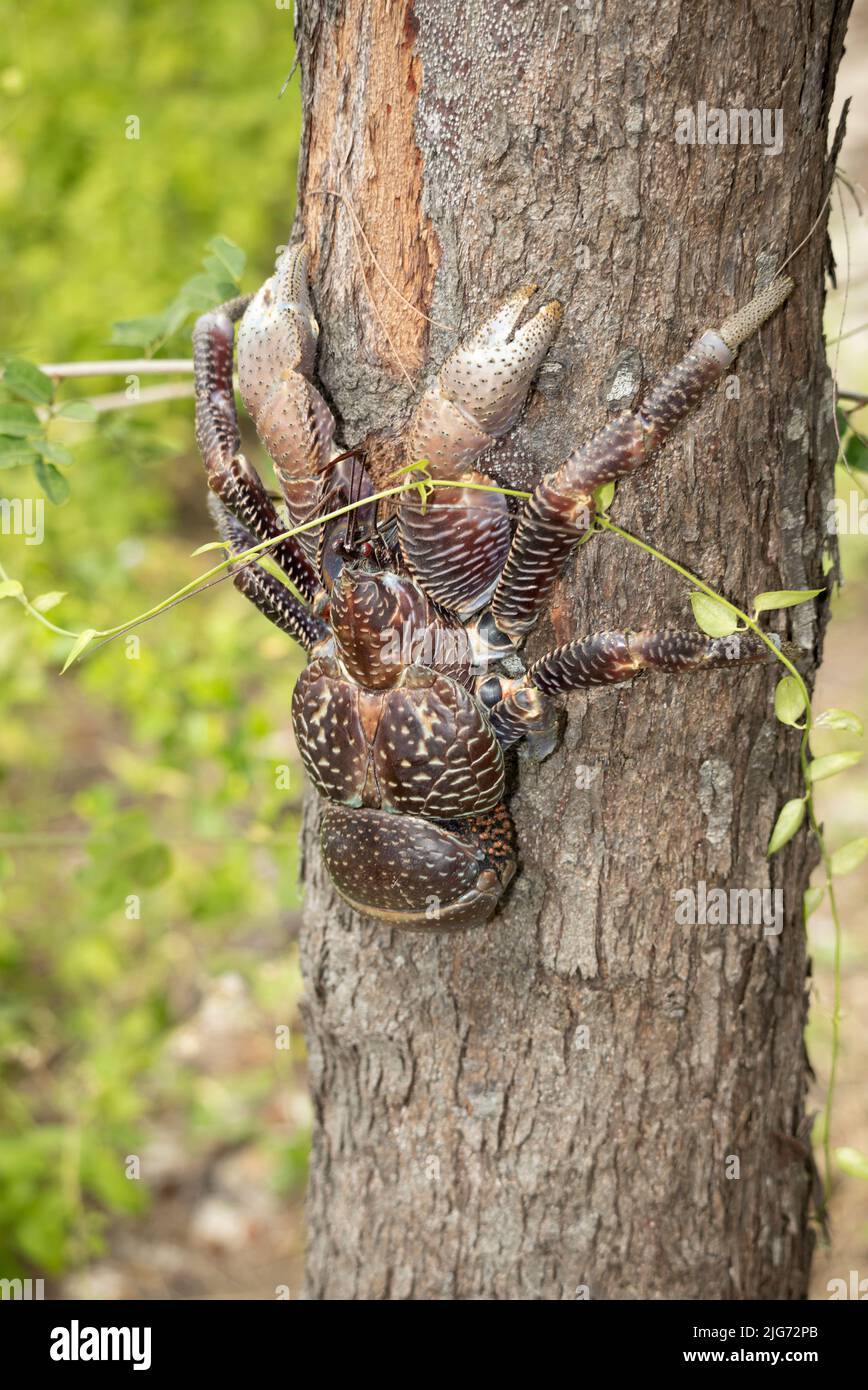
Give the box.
[490,628,782,748]
[208,496,328,652]
[193,297,321,604]
[399,287,563,618]
[491,276,794,645]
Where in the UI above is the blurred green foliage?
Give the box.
[0,0,308,1277]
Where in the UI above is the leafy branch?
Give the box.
[0,236,245,503]
[0,563,75,638]
[110,234,246,356]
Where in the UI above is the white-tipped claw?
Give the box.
[237,243,320,418]
[437,294,563,438]
[464,286,538,350]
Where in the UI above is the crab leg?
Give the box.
[490,627,780,746]
[399,287,563,618]
[487,682,561,758]
[193,297,321,604]
[208,496,328,652]
[491,277,794,644]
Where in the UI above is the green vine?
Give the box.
[592,514,864,1215]
[5,464,865,1216]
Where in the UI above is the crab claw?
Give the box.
[235,243,343,562]
[407,287,563,477]
[236,244,320,419]
[440,287,563,435]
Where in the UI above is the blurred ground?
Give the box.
[60,968,307,1301]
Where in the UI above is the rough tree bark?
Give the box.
[290,0,851,1299]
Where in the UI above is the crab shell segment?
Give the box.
[329,568,473,691]
[292,658,505,819]
[398,470,512,620]
[320,802,516,929]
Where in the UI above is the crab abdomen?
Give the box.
[320,802,516,928]
[292,658,504,818]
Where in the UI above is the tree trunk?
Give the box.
[292,0,850,1300]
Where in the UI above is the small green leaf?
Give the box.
[34,458,71,504]
[110,237,245,351]
[31,590,66,612]
[205,234,246,284]
[835,1147,868,1181]
[689,590,739,638]
[136,299,192,344]
[110,313,173,349]
[768,797,806,855]
[839,420,868,474]
[774,676,807,727]
[0,437,39,468]
[0,402,41,436]
[33,438,74,468]
[806,750,863,784]
[815,707,864,736]
[821,548,834,577]
[753,588,824,613]
[394,458,432,479]
[0,578,24,599]
[594,480,616,512]
[830,836,868,878]
[2,358,54,405]
[202,254,231,281]
[61,627,98,673]
[54,400,97,423]
[176,272,236,312]
[191,540,229,557]
[803,885,825,918]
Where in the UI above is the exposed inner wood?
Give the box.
[298,0,438,388]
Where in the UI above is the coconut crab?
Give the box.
[192,247,792,928]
